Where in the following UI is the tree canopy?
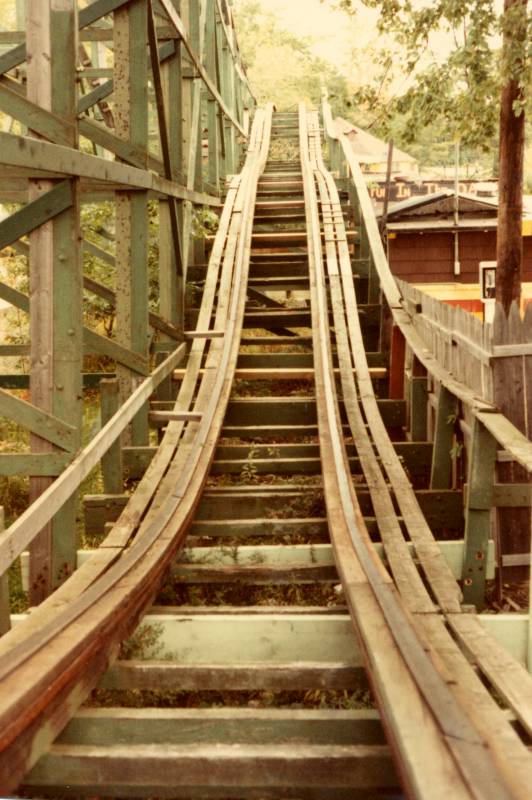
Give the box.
[232,0,351,112]
[323,0,530,151]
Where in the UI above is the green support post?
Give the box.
[462,418,497,609]
[158,0,184,403]
[409,360,428,442]
[206,0,220,193]
[430,386,458,489]
[27,0,82,601]
[114,0,150,446]
[182,0,204,273]
[100,379,123,495]
[0,507,10,635]
[217,16,234,175]
[226,41,238,170]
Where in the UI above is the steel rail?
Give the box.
[299,104,532,799]
[0,104,273,792]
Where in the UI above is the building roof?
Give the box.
[334,118,417,165]
[380,190,499,220]
[386,219,498,233]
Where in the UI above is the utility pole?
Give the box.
[495,0,527,313]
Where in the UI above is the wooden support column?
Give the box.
[159,0,184,333]
[114,0,149,446]
[430,385,458,489]
[205,0,219,193]
[216,14,234,175]
[0,507,10,635]
[462,419,497,609]
[409,357,428,442]
[181,0,205,272]
[388,325,406,400]
[225,34,238,170]
[100,379,123,495]
[367,254,380,306]
[27,0,82,601]
[157,0,185,401]
[234,68,244,167]
[181,0,192,190]
[493,303,531,574]
[213,6,227,183]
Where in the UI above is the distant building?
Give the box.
[334,118,419,177]
[379,191,532,311]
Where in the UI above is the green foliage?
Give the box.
[192,208,220,239]
[232,0,351,113]
[120,622,166,660]
[325,0,530,153]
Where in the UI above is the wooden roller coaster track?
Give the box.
[1,3,532,798]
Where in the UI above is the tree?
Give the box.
[326,0,530,311]
[232,0,351,113]
[496,0,528,311]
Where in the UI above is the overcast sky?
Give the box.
[245,0,379,69]
[241,0,506,74]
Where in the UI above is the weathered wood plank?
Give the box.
[0,345,186,576]
[25,743,396,794]
[57,707,385,746]
[462,420,497,608]
[0,388,76,451]
[27,0,82,599]
[100,660,366,692]
[0,131,221,205]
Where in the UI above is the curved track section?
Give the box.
[2,105,532,800]
[0,105,274,792]
[299,104,532,799]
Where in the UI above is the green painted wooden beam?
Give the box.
[0,179,73,252]
[0,388,76,451]
[0,76,75,146]
[56,707,386,747]
[0,131,221,207]
[462,419,497,609]
[114,0,150,446]
[430,385,458,489]
[0,373,116,390]
[0,280,149,374]
[0,453,71,476]
[0,0,132,76]
[409,374,428,442]
[100,378,123,495]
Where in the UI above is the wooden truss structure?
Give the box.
[0,0,253,604]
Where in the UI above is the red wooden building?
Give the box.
[381,191,532,311]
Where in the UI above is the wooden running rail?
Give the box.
[0,105,274,791]
[320,95,532,475]
[300,104,532,798]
